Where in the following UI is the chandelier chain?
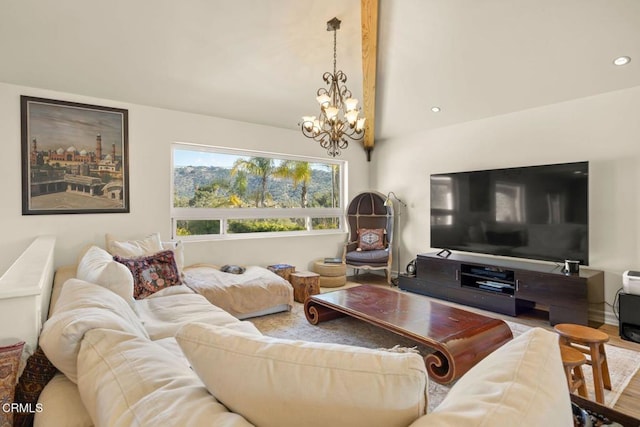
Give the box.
[333,27,337,76]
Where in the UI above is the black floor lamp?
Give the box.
[384,191,407,286]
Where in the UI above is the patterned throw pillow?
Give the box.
[114,250,182,299]
[0,342,25,427]
[357,228,385,251]
[12,346,58,427]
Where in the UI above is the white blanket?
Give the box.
[183,265,294,319]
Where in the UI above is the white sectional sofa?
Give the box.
[32,261,574,426]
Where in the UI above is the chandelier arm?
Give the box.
[321,72,334,86]
[339,85,352,100]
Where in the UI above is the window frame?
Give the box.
[170,142,347,240]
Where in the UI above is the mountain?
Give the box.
[173,165,338,208]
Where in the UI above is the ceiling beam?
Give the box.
[361,0,378,161]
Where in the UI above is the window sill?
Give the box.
[177,229,347,242]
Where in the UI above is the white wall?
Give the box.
[371,86,640,324]
[0,81,371,274]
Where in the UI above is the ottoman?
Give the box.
[313,259,347,288]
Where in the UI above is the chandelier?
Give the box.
[300,17,365,157]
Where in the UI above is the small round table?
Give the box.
[554,323,611,404]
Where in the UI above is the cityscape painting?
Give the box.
[21,96,129,215]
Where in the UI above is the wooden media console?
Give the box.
[399,252,604,327]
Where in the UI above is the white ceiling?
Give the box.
[1,0,639,142]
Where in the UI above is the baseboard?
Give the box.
[604,310,619,327]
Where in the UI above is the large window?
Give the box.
[171,143,346,239]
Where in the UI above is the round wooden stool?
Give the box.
[554,323,611,404]
[559,344,588,398]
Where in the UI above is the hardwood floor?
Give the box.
[346,274,640,419]
[601,324,640,418]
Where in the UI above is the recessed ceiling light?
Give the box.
[431,106,441,113]
[613,56,631,66]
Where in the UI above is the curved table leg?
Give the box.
[304,300,347,325]
[424,351,454,385]
[303,287,513,385]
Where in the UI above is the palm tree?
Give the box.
[188,180,230,208]
[231,157,275,207]
[231,170,248,203]
[274,161,312,208]
[330,163,339,208]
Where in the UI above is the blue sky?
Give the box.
[173,149,242,168]
[173,149,333,171]
[28,101,124,153]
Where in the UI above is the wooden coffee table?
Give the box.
[304,285,513,384]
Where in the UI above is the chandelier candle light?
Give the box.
[301,17,365,157]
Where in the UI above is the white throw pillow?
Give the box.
[161,240,185,274]
[105,232,163,257]
[40,279,149,383]
[77,328,252,427]
[408,328,572,427]
[176,323,429,427]
[76,245,135,306]
[104,232,185,274]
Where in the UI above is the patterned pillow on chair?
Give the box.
[357,228,385,251]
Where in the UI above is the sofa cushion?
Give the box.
[77,328,252,427]
[49,265,77,315]
[39,279,149,383]
[76,245,135,306]
[346,248,389,264]
[408,327,572,427]
[162,240,185,274]
[134,286,260,340]
[176,322,428,427]
[106,232,185,275]
[105,232,163,257]
[34,373,93,427]
[114,250,182,299]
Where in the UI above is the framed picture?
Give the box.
[21,96,129,215]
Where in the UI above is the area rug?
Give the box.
[250,301,640,412]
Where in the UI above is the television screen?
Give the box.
[430,161,589,264]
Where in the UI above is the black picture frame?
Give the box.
[21,96,129,215]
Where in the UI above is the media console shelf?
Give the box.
[399,252,604,327]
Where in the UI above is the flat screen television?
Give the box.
[430,161,589,264]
